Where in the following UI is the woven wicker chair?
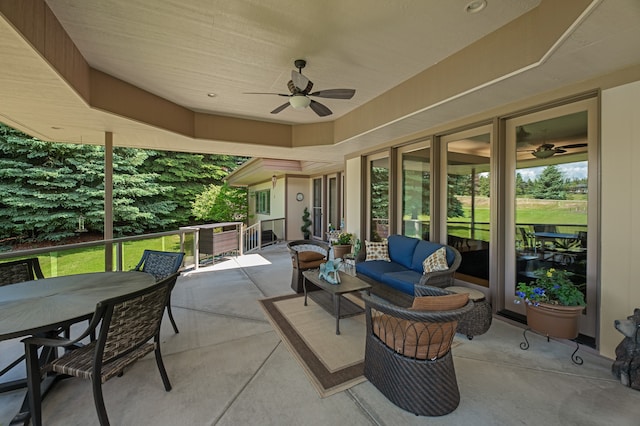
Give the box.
[0,257,44,286]
[23,273,178,426]
[363,285,473,416]
[0,258,47,380]
[287,240,330,293]
[133,250,185,333]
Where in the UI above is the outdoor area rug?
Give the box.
[259,292,367,397]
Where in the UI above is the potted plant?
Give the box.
[332,232,353,259]
[515,268,586,339]
[300,207,312,239]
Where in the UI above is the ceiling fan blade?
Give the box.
[270,102,291,114]
[554,148,567,154]
[559,143,588,149]
[244,92,289,97]
[309,100,332,117]
[309,89,355,99]
[291,70,311,92]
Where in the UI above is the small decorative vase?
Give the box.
[332,244,352,260]
[526,303,584,340]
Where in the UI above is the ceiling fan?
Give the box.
[526,142,588,159]
[245,59,355,117]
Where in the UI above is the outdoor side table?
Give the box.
[446,285,492,339]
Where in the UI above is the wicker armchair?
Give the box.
[363,285,473,416]
[23,273,178,426]
[133,250,185,333]
[287,240,330,293]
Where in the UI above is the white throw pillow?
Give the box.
[422,247,449,273]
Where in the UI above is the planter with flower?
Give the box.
[332,232,354,259]
[515,268,586,339]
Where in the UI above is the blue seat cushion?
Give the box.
[387,235,419,269]
[356,260,407,282]
[411,240,455,272]
[381,270,423,295]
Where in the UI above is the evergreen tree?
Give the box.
[477,174,490,197]
[142,151,246,225]
[531,165,567,200]
[0,125,105,241]
[111,147,177,234]
[515,172,527,196]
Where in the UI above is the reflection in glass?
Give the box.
[370,157,389,241]
[313,178,322,238]
[401,148,430,240]
[447,133,491,287]
[514,111,588,303]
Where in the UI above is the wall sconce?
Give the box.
[272,174,277,189]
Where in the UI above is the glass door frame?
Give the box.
[366,151,391,241]
[504,98,598,337]
[396,139,431,240]
[439,124,495,289]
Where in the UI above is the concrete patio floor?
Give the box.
[1,243,639,425]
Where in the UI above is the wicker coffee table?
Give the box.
[302,270,371,335]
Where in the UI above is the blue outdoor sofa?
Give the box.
[355,234,461,296]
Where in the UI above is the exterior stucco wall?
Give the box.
[600,80,640,359]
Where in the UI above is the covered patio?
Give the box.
[2,244,637,425]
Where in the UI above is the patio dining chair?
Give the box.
[132,250,185,333]
[0,257,44,286]
[0,258,48,379]
[23,273,178,426]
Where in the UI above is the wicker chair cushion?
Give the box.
[411,293,469,311]
[365,240,391,262]
[372,313,458,360]
[422,247,449,273]
[297,251,326,262]
[298,250,327,269]
[291,244,327,255]
[45,341,155,383]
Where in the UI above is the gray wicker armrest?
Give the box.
[413,284,455,297]
[418,270,456,288]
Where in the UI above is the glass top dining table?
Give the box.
[0,271,156,341]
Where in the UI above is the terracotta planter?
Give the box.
[526,303,584,340]
[332,244,352,259]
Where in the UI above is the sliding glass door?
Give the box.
[441,125,492,288]
[397,141,430,240]
[367,153,389,241]
[505,99,597,337]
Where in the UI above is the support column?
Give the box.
[104,132,114,271]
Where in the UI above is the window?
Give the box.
[256,190,270,214]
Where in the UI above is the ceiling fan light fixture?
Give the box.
[289,95,311,110]
[533,149,555,159]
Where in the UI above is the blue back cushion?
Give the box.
[411,240,455,272]
[387,235,419,269]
